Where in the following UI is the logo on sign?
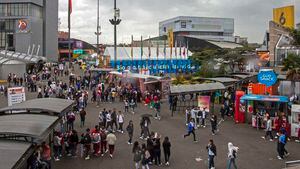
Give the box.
[257,69,277,87]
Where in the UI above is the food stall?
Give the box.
[291,104,300,138]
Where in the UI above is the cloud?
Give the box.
[59,0,300,44]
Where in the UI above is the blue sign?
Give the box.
[110,59,197,74]
[257,69,277,87]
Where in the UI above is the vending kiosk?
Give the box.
[291,104,300,138]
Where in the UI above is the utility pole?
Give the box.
[109,0,121,69]
[95,0,101,65]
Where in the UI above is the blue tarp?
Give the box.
[240,94,289,103]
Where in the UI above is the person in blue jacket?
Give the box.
[277,131,286,160]
[183,119,197,142]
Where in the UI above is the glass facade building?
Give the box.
[0,0,58,61]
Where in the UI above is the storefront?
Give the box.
[239,94,289,131]
[291,104,300,138]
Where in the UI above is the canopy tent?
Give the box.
[0,98,74,115]
[200,77,239,83]
[170,82,226,95]
[0,140,33,169]
[240,94,289,103]
[109,71,162,82]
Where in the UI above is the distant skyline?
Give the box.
[58,0,300,44]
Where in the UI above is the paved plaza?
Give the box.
[1,89,299,169]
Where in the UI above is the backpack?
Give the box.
[84,134,91,144]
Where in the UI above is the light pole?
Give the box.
[109,0,121,69]
[95,0,101,66]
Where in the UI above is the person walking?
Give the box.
[117,111,124,133]
[111,109,118,132]
[106,130,117,158]
[132,141,142,169]
[83,128,92,160]
[277,131,286,160]
[69,130,79,157]
[220,105,225,121]
[262,116,273,141]
[141,143,150,169]
[80,108,87,128]
[206,139,217,169]
[100,128,108,156]
[53,131,62,161]
[227,142,238,169]
[210,114,218,135]
[183,119,197,142]
[153,134,162,166]
[126,120,134,144]
[106,111,112,131]
[162,136,171,166]
[124,99,129,113]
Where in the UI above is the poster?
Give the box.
[197,96,210,112]
[7,87,26,106]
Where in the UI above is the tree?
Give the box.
[290,28,300,46]
[282,53,300,95]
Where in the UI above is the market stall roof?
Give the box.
[109,71,162,81]
[90,68,116,72]
[0,140,33,169]
[240,94,289,103]
[229,73,258,79]
[0,98,74,115]
[170,82,226,95]
[200,77,239,83]
[0,114,59,139]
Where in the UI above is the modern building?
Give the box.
[159,16,235,43]
[0,0,58,62]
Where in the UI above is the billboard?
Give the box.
[7,87,26,106]
[198,96,210,113]
[16,19,30,33]
[273,5,294,29]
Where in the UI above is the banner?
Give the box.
[273,5,294,29]
[198,96,210,113]
[167,28,174,48]
[7,87,26,106]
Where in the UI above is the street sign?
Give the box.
[73,49,83,54]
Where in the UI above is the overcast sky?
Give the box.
[58,0,300,44]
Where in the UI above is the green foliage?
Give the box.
[282,53,300,80]
[290,29,300,46]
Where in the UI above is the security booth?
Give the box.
[0,98,74,169]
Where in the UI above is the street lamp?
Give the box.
[109,0,121,69]
[95,0,101,67]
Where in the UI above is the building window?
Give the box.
[163,27,166,32]
[181,21,186,28]
[0,3,35,17]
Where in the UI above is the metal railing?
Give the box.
[285,160,300,169]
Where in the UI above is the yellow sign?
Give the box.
[273,5,294,29]
[167,28,174,47]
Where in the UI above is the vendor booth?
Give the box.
[237,94,290,135]
[291,104,300,138]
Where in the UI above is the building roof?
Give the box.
[0,140,32,169]
[200,77,239,83]
[104,47,192,61]
[0,114,58,139]
[109,71,162,81]
[170,82,226,95]
[0,98,74,115]
[0,50,46,64]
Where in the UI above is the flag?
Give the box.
[131,35,133,60]
[179,41,182,58]
[156,43,159,59]
[175,40,177,58]
[148,36,151,59]
[186,39,189,59]
[69,0,73,14]
[163,39,166,60]
[141,36,143,59]
[183,46,186,57]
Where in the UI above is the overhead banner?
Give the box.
[198,96,210,113]
[273,5,294,29]
[7,87,26,106]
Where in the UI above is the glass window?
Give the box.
[0,21,4,30]
[181,21,186,28]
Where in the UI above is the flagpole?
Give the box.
[68,0,71,67]
[140,35,143,73]
[156,43,159,74]
[131,35,133,70]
